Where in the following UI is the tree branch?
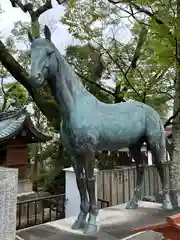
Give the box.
[108,0,176,45]
[10,0,66,17]
[9,0,66,37]
[35,0,66,17]
[9,0,30,12]
[75,71,125,101]
[110,0,180,62]
[105,47,145,101]
[156,90,174,100]
[129,26,148,69]
[164,107,180,127]
[94,25,148,102]
[107,0,166,25]
[0,72,7,112]
[0,39,60,129]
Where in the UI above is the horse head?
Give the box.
[28,25,58,88]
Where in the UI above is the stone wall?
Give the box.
[0,167,18,240]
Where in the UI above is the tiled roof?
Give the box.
[0,113,26,139]
[0,109,51,142]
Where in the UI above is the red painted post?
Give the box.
[132,213,180,240]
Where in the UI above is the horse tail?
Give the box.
[165,136,172,161]
[159,119,172,162]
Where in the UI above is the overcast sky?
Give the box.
[1,0,82,83]
[1,0,131,86]
[1,0,80,49]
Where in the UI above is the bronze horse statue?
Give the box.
[28,25,173,234]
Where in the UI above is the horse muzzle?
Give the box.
[31,69,48,87]
[28,74,43,88]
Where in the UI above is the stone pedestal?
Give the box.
[63,167,98,218]
[0,167,18,240]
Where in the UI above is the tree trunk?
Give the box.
[0,40,61,130]
[169,0,180,207]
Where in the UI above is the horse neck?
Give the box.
[48,48,91,120]
[55,47,90,100]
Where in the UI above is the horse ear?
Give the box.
[44,25,51,41]
[28,30,34,43]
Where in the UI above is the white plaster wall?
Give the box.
[64,167,98,218]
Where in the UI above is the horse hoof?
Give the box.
[72,219,86,230]
[84,223,98,234]
[125,200,138,209]
[162,200,173,210]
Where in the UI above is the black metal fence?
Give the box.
[98,198,110,209]
[16,193,109,230]
[16,193,65,230]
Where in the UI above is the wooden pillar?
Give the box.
[6,138,28,179]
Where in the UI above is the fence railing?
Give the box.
[97,163,170,207]
[16,193,65,230]
[17,164,170,230]
[16,193,109,230]
[98,198,110,209]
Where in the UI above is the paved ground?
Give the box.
[17,201,179,240]
[17,226,163,240]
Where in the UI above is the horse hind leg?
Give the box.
[149,143,173,210]
[126,144,144,209]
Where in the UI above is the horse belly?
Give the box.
[98,127,143,151]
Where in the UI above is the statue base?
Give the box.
[17,201,180,240]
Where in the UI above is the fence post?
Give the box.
[0,167,18,240]
[63,167,98,218]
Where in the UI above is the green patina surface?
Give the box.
[28,26,173,234]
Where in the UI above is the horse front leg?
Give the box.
[84,152,99,234]
[71,157,89,230]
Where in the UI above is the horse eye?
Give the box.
[46,50,53,57]
[25,50,31,57]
